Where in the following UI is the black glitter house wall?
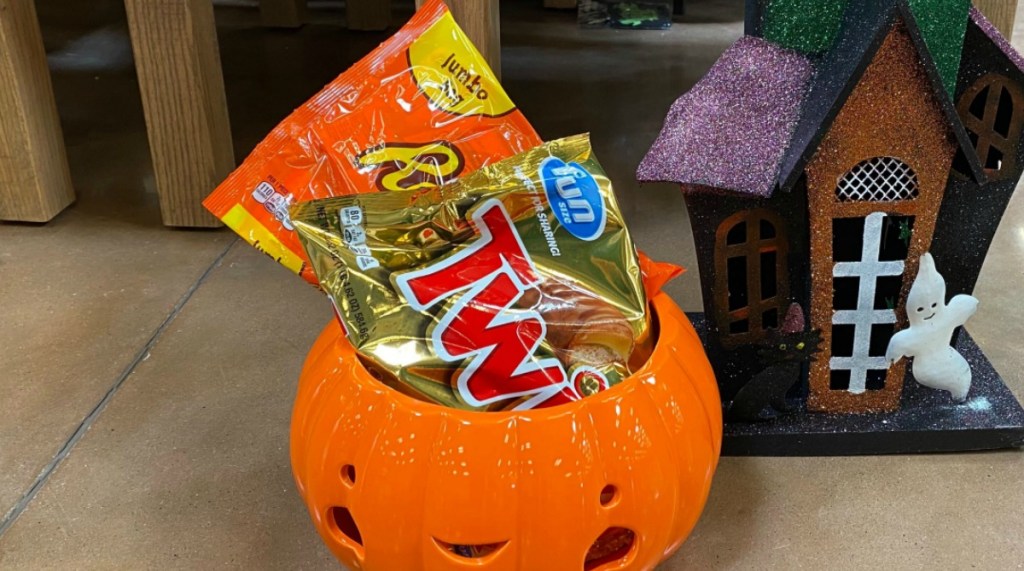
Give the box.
[934,15,1024,303]
[682,183,811,404]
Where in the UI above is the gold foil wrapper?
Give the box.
[291,134,649,411]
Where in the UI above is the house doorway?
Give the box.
[808,156,931,413]
[829,211,914,393]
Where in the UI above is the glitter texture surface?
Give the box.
[969,6,1024,73]
[774,0,897,192]
[762,0,848,54]
[907,0,971,95]
[930,11,1024,304]
[780,302,805,334]
[692,310,1024,455]
[636,36,812,197]
[805,22,957,414]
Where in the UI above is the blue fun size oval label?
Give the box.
[539,157,607,242]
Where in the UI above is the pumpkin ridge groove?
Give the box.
[667,348,718,453]
[639,376,687,549]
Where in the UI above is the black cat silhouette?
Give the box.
[727,303,822,423]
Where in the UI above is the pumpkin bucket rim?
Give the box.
[324,293,686,421]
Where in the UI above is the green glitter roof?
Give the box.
[907,0,971,95]
[760,0,970,94]
[762,0,849,54]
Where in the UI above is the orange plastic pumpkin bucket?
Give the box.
[291,293,722,570]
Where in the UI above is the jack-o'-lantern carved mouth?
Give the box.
[433,538,509,562]
[585,527,637,569]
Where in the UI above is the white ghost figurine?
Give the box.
[886,253,978,401]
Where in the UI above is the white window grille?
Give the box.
[835,157,919,202]
[831,212,904,394]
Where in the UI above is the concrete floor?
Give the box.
[1,0,1023,568]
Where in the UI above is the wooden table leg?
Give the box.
[260,0,307,28]
[0,0,75,223]
[124,0,233,228]
[448,0,500,77]
[975,0,1020,40]
[347,0,391,31]
[416,0,501,78]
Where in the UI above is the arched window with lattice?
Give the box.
[713,209,789,345]
[958,73,1023,178]
[835,157,920,202]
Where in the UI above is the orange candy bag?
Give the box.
[203,0,542,285]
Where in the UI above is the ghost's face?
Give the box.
[906,254,946,327]
[908,289,943,325]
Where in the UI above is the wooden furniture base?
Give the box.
[124,0,234,228]
[975,0,1020,39]
[0,0,75,223]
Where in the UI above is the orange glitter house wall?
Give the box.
[804,21,957,413]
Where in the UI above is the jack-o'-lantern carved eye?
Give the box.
[796,342,806,350]
[341,464,356,486]
[600,484,619,507]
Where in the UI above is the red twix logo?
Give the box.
[395,199,570,409]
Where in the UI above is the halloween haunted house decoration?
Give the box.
[640,0,1024,449]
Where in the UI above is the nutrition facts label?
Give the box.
[252,181,294,231]
[340,205,379,270]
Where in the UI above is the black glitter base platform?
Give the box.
[686,313,1024,456]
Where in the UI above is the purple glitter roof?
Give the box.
[637,36,813,197]
[969,7,1024,73]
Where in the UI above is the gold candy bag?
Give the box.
[291,134,650,411]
